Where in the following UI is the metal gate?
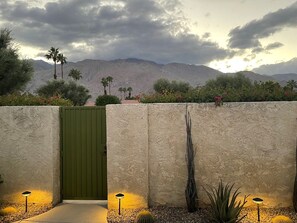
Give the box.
[60,107,107,200]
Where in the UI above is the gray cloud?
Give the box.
[228,1,297,49]
[265,42,284,50]
[251,41,284,54]
[0,0,232,64]
[202,32,211,39]
[251,47,264,54]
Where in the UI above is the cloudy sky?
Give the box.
[0,0,296,73]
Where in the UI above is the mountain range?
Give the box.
[27,58,297,101]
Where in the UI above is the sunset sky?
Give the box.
[0,0,296,73]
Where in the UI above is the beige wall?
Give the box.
[107,105,149,209]
[0,106,60,205]
[107,102,297,209]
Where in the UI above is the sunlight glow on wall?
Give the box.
[2,190,52,204]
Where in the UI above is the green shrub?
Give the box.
[153,78,191,94]
[0,93,72,106]
[95,95,121,106]
[37,80,91,106]
[205,73,252,90]
[140,83,297,103]
[135,210,155,223]
[204,181,248,223]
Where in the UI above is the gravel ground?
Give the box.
[108,206,297,223]
[0,202,52,223]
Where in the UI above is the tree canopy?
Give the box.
[37,80,91,106]
[153,78,191,94]
[0,28,33,95]
[68,68,82,81]
[204,73,252,90]
[45,47,59,79]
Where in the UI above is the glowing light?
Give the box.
[115,193,125,215]
[115,193,124,199]
[22,191,31,197]
[253,197,263,222]
[253,197,263,204]
[108,192,147,209]
[22,191,31,212]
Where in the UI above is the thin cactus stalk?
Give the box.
[293,135,297,212]
[185,111,197,212]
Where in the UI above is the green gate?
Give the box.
[60,107,107,200]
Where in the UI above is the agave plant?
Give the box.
[204,181,248,223]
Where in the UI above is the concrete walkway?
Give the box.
[15,204,108,223]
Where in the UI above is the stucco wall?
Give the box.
[107,102,297,209]
[0,106,60,205]
[107,105,149,209]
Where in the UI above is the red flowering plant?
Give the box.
[214,95,223,107]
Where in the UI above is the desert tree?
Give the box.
[122,87,127,99]
[101,77,108,95]
[57,53,67,79]
[127,87,133,99]
[118,87,123,99]
[106,76,113,95]
[286,80,297,91]
[37,80,91,106]
[0,28,33,95]
[0,28,12,49]
[68,68,82,81]
[45,47,59,79]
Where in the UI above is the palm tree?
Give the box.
[101,77,108,95]
[122,87,127,99]
[57,53,67,79]
[68,68,82,81]
[286,80,297,91]
[118,87,123,99]
[106,76,113,95]
[127,87,133,99]
[45,47,59,79]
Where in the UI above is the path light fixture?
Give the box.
[253,197,263,222]
[115,193,124,215]
[22,191,31,213]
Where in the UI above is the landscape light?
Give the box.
[115,193,124,215]
[253,197,263,222]
[22,191,31,213]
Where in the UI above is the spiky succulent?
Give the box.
[204,181,248,223]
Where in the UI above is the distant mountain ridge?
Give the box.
[29,59,53,71]
[27,58,295,100]
[253,58,297,75]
